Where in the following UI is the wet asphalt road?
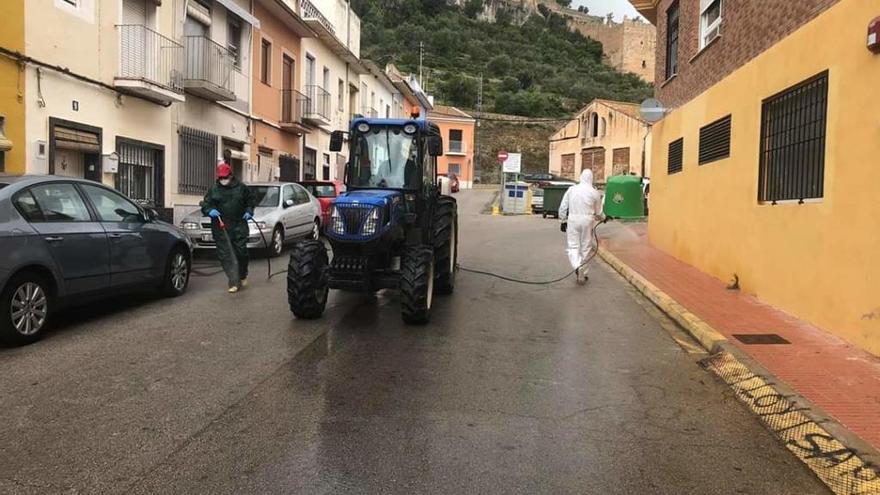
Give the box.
[0,190,828,494]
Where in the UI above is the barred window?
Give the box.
[116,140,160,206]
[699,115,731,165]
[758,72,828,203]
[668,138,684,175]
[178,127,217,196]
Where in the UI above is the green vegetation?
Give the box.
[352,0,653,117]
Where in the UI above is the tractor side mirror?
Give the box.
[330,131,344,152]
[428,135,443,157]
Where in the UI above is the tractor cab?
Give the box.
[286,117,458,325]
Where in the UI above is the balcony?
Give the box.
[183,36,236,101]
[280,89,311,134]
[300,0,335,34]
[447,140,467,156]
[303,85,331,126]
[115,25,185,104]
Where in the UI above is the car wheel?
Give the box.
[161,247,191,297]
[0,273,52,345]
[269,226,284,258]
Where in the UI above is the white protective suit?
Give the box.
[559,169,604,277]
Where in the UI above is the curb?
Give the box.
[598,247,727,354]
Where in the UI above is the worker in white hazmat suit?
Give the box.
[559,169,605,284]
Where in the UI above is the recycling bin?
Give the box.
[542,184,573,218]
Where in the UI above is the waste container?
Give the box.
[603,175,645,220]
[502,181,530,214]
[542,184,573,218]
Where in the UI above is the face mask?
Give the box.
[219,178,231,186]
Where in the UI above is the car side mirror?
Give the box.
[428,135,443,157]
[284,199,295,208]
[329,131,344,152]
[142,207,159,222]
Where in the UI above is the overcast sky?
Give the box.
[571,0,644,21]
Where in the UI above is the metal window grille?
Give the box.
[699,115,731,165]
[666,1,679,79]
[116,142,157,205]
[178,127,217,195]
[668,138,684,174]
[758,72,828,203]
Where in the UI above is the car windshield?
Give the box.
[304,184,337,198]
[350,126,420,189]
[251,186,280,207]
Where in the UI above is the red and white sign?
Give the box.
[497,150,509,162]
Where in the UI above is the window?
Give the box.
[283,185,295,205]
[260,39,272,84]
[29,183,92,222]
[178,127,218,195]
[294,185,310,204]
[665,1,679,79]
[116,140,159,206]
[699,115,731,165]
[80,185,143,223]
[591,113,599,138]
[304,148,317,180]
[758,72,828,203]
[322,67,330,90]
[13,191,43,222]
[228,16,242,68]
[448,129,463,153]
[386,105,391,118]
[700,0,722,49]
[322,153,331,181]
[338,79,344,111]
[449,163,461,175]
[668,138,684,175]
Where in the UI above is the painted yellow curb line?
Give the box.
[598,247,727,353]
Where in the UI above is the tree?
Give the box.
[463,0,483,19]
[441,74,478,107]
[554,0,571,7]
[488,54,512,77]
[500,76,520,92]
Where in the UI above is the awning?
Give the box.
[55,126,100,153]
[214,0,260,28]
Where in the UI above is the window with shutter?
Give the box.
[698,115,731,165]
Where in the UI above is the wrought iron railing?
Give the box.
[117,24,184,93]
[304,85,331,120]
[448,140,466,154]
[183,35,235,94]
[281,89,309,125]
[300,0,335,34]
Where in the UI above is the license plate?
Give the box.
[201,233,213,242]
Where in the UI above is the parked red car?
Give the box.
[438,173,460,193]
[298,180,344,227]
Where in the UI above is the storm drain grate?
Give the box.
[733,333,790,345]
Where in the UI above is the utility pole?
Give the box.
[475,73,483,184]
[419,42,424,87]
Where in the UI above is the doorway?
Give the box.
[49,118,102,182]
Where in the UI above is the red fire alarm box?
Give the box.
[869,17,880,53]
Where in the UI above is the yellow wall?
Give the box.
[0,0,25,173]
[648,0,880,355]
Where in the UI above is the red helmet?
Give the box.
[216,163,232,178]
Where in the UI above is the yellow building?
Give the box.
[548,99,649,183]
[0,0,25,173]
[632,0,880,355]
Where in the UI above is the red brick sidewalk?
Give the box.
[600,222,880,451]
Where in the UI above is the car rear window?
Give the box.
[304,184,336,198]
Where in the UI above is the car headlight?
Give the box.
[249,221,267,231]
[181,221,199,230]
[361,207,380,236]
[330,206,345,234]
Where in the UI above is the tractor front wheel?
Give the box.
[287,240,329,319]
[400,246,434,325]
[433,197,458,295]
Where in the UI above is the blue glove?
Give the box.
[207,209,220,219]
[243,212,254,221]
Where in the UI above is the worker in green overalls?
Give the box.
[201,159,256,293]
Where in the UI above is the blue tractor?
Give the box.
[286,117,458,324]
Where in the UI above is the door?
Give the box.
[282,55,294,121]
[303,148,317,180]
[305,56,315,101]
[582,147,606,183]
[25,183,111,296]
[292,184,314,235]
[560,154,575,180]
[79,184,164,288]
[612,147,631,176]
[281,185,298,235]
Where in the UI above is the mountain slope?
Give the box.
[351,0,653,117]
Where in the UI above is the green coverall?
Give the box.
[200,178,256,287]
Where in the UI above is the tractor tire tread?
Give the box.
[433,197,457,295]
[400,246,433,325]
[286,240,328,319]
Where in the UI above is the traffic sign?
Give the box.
[497,150,509,162]
[503,153,522,174]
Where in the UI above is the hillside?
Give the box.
[471,114,558,182]
[351,0,653,117]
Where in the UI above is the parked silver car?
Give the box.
[180,182,322,257]
[0,175,193,345]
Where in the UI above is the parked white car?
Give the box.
[181,182,321,257]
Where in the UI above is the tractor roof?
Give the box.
[350,117,440,134]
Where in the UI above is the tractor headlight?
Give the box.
[361,207,381,236]
[330,206,345,234]
[403,124,417,135]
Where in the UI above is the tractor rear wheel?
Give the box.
[287,240,329,319]
[400,246,434,325]
[433,197,458,295]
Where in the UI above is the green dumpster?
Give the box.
[603,175,645,220]
[542,184,573,219]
